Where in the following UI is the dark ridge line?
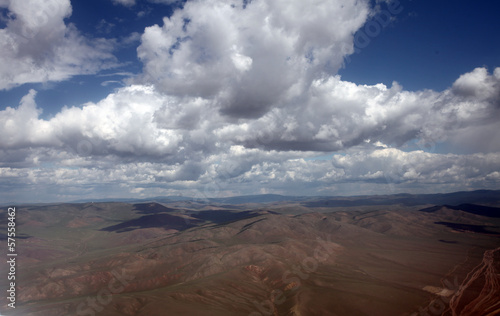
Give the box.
[419,204,500,218]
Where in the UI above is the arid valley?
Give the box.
[1,190,499,315]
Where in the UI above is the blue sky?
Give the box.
[340,0,500,91]
[0,0,499,203]
[2,0,499,116]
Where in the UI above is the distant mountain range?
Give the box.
[65,189,500,206]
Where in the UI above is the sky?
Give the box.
[0,0,499,203]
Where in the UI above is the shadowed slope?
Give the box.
[100,213,200,232]
[420,204,500,218]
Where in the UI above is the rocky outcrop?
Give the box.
[449,247,500,316]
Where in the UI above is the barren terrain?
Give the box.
[1,190,499,315]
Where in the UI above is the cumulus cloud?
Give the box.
[0,90,57,148]
[136,0,369,118]
[231,149,500,195]
[1,145,499,202]
[1,0,499,202]
[452,67,500,100]
[217,69,500,153]
[0,0,117,90]
[133,0,500,151]
[1,66,499,201]
[0,86,191,159]
[3,67,498,164]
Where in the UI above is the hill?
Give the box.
[1,191,499,315]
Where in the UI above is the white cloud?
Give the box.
[0,0,117,90]
[1,66,499,164]
[0,90,57,148]
[49,85,188,159]
[133,0,500,151]
[452,67,500,100]
[121,32,142,45]
[0,0,499,202]
[136,0,369,118]
[1,146,498,202]
[217,68,500,153]
[111,0,136,7]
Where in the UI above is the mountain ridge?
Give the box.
[35,189,500,206]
